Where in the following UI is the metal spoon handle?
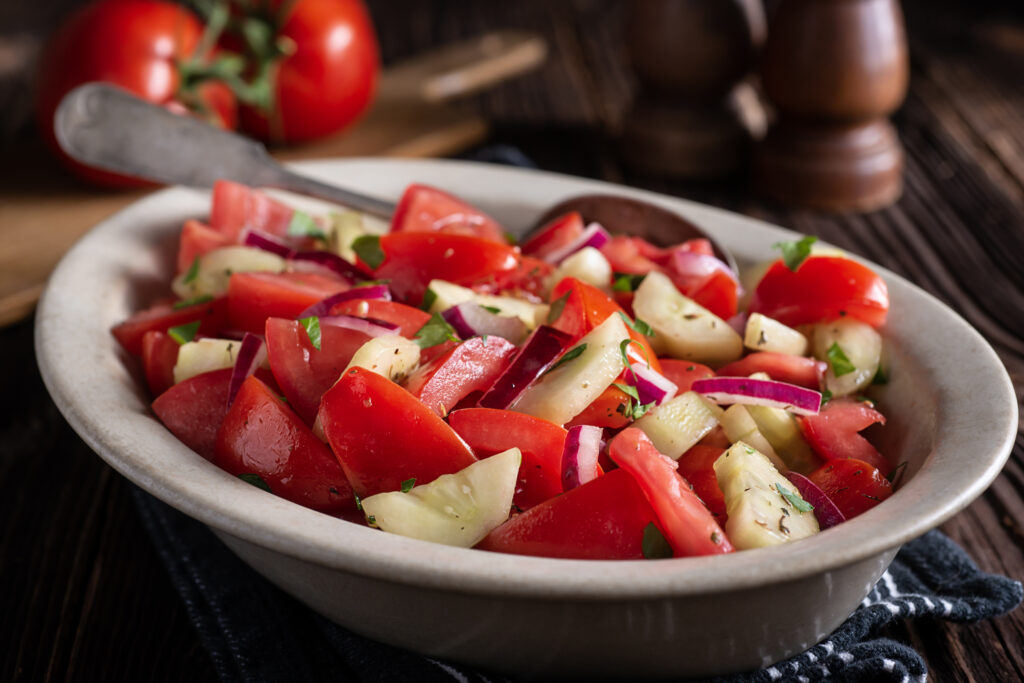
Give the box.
[55,84,396,218]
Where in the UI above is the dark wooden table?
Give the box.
[2,0,1022,680]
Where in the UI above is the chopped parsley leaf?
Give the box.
[641,522,673,559]
[820,389,833,407]
[172,294,214,310]
[547,292,570,325]
[481,305,502,314]
[617,311,655,337]
[299,316,322,350]
[420,288,438,312]
[772,235,817,271]
[400,478,416,493]
[872,365,889,385]
[182,256,201,285]
[546,343,586,373]
[167,321,201,345]
[239,473,272,492]
[612,272,645,292]
[352,235,385,270]
[286,210,327,241]
[775,483,814,512]
[414,313,459,349]
[826,342,857,377]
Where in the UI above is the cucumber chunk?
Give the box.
[361,448,521,548]
[811,318,882,397]
[714,442,819,550]
[632,271,742,366]
[744,313,808,356]
[718,404,787,472]
[549,247,612,293]
[172,246,286,299]
[632,391,722,460]
[426,279,548,329]
[173,338,243,384]
[344,335,421,383]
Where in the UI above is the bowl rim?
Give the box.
[35,158,1018,600]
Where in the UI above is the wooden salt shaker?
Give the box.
[754,0,909,211]
[618,0,766,179]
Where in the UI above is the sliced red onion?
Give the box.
[691,376,821,416]
[290,250,369,283]
[298,284,393,319]
[477,325,573,409]
[671,249,739,285]
[227,333,267,406]
[543,222,612,264]
[727,312,748,336]
[561,425,602,491]
[243,230,296,258]
[318,314,400,338]
[441,302,528,342]
[630,363,678,406]
[784,472,847,530]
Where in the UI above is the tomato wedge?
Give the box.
[808,458,893,519]
[390,183,506,243]
[659,360,715,393]
[716,352,825,390]
[216,375,356,514]
[404,337,517,417]
[141,330,178,397]
[798,398,889,472]
[520,211,585,261]
[565,385,631,430]
[209,179,294,241]
[227,271,349,334]
[265,317,373,425]
[676,444,728,522]
[751,256,889,327]
[177,219,232,274]
[476,469,658,560]
[609,428,733,557]
[319,366,477,497]
[112,296,228,356]
[366,233,521,306]
[448,408,566,510]
[151,368,234,460]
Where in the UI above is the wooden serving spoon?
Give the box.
[57,84,734,269]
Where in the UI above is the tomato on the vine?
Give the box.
[232,0,379,143]
[36,0,238,187]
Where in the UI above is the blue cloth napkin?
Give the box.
[131,486,1021,683]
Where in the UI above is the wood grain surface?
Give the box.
[2,0,1022,681]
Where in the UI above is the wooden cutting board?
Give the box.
[0,31,546,327]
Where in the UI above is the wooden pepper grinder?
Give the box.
[754,0,909,211]
[618,0,766,179]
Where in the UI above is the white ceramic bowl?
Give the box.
[36,159,1017,679]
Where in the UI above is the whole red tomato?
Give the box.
[36,0,237,187]
[235,0,379,143]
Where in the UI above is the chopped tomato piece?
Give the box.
[141,330,178,397]
[676,444,727,522]
[520,211,585,261]
[751,256,889,327]
[448,408,566,510]
[798,398,889,472]
[716,352,825,390]
[600,236,662,274]
[390,183,506,243]
[565,384,631,430]
[318,367,477,497]
[609,428,733,557]
[485,254,553,301]
[476,469,659,560]
[151,368,234,460]
[227,271,349,334]
[404,337,517,417]
[366,233,520,306]
[265,317,373,425]
[808,458,893,519]
[215,375,356,514]
[209,179,294,242]
[112,296,229,356]
[177,219,232,274]
[659,360,715,393]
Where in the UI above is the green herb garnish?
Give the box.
[773,235,818,271]
[826,342,857,377]
[642,522,673,559]
[400,478,417,493]
[172,294,214,310]
[887,461,908,485]
[775,483,814,512]
[420,288,438,312]
[612,383,654,420]
[299,316,322,350]
[546,343,586,373]
[547,292,570,325]
[182,256,201,285]
[239,473,272,492]
[286,210,327,241]
[618,312,655,337]
[481,305,502,314]
[353,492,363,511]
[167,321,201,345]
[612,272,645,293]
[820,389,833,407]
[414,313,459,349]
[872,365,889,385]
[352,235,385,270]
